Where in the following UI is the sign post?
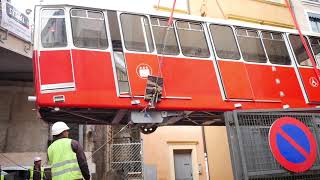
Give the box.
[269,117,317,173]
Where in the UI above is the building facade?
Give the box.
[290,0,320,33]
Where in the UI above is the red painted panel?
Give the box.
[39,50,74,85]
[34,50,315,112]
[298,68,320,103]
[246,64,280,101]
[275,66,305,107]
[218,60,253,100]
[37,49,125,108]
[125,53,159,96]
[71,49,116,92]
[159,56,221,108]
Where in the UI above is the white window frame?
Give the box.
[305,9,320,33]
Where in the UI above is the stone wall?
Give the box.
[0,81,48,167]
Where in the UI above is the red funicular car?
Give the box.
[32,4,320,133]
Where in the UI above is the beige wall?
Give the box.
[189,0,225,18]
[143,126,234,180]
[290,0,320,32]
[204,126,234,180]
[142,126,206,180]
[189,0,294,28]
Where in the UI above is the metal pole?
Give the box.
[201,126,210,180]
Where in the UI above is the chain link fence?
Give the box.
[108,126,143,180]
[111,142,143,180]
[225,109,320,180]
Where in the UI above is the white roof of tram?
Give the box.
[36,3,320,37]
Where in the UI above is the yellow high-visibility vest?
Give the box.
[29,167,44,180]
[48,138,83,180]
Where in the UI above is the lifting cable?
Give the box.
[86,123,130,160]
[52,108,132,162]
[285,0,320,79]
[156,0,177,77]
[0,153,48,179]
[0,117,131,177]
[144,0,177,109]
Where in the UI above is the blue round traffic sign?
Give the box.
[269,117,317,173]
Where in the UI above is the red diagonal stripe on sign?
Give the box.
[278,128,309,158]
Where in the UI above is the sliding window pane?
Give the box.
[151,17,179,55]
[262,31,291,65]
[176,21,210,58]
[236,28,267,63]
[210,24,240,60]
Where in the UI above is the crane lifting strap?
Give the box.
[167,0,177,26]
[285,0,320,79]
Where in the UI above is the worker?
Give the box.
[28,157,44,180]
[0,171,4,180]
[48,121,90,180]
[0,165,5,180]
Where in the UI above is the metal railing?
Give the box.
[226,109,320,180]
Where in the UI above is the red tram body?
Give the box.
[33,4,320,126]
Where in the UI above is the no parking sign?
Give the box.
[269,117,317,173]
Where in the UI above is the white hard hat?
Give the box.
[51,121,70,136]
[34,157,42,162]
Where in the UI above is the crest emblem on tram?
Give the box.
[136,64,152,79]
[309,77,319,88]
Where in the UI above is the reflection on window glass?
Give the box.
[176,21,210,58]
[310,37,320,66]
[210,24,240,60]
[42,9,65,17]
[114,52,130,94]
[71,9,86,17]
[71,9,108,49]
[41,9,67,48]
[107,10,123,51]
[236,28,267,63]
[120,14,154,52]
[151,17,179,55]
[261,31,291,65]
[289,35,312,67]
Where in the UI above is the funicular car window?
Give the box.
[151,17,179,55]
[120,14,154,53]
[261,31,291,65]
[289,35,313,67]
[309,36,320,66]
[70,9,108,49]
[236,28,267,63]
[176,21,210,58]
[41,9,67,48]
[209,24,240,60]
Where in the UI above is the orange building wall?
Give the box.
[189,0,294,28]
[142,126,235,180]
[204,126,234,180]
[142,126,206,180]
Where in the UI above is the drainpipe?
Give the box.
[201,126,210,180]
